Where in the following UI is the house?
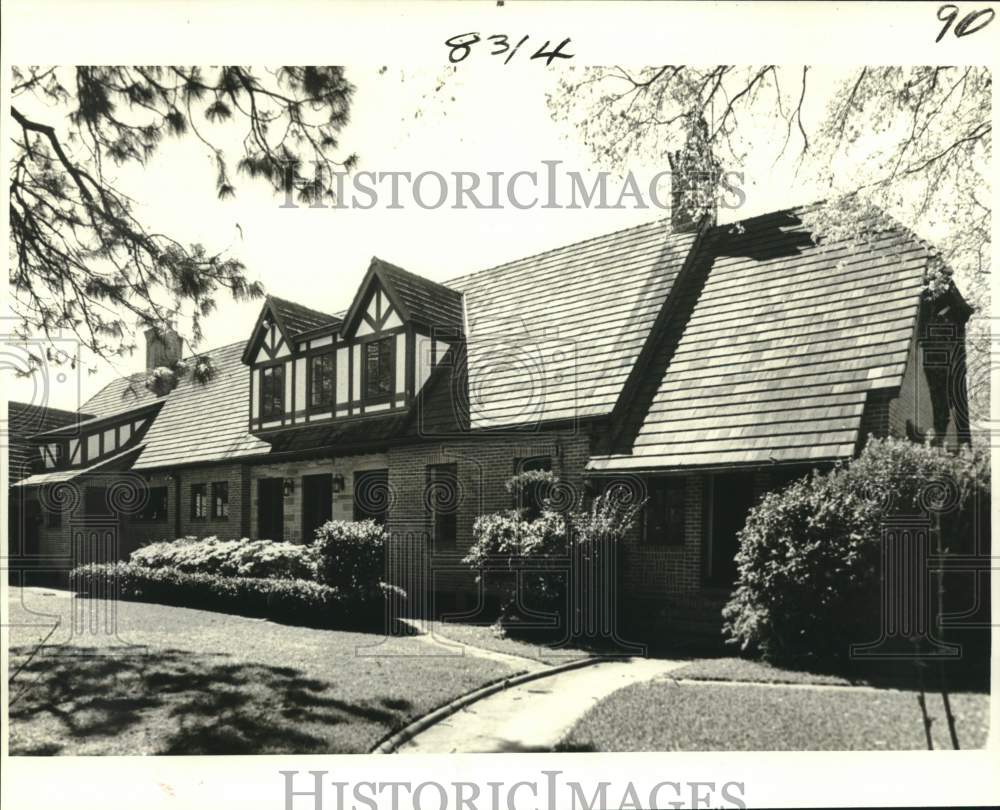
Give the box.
[10,168,972,633]
[7,401,88,573]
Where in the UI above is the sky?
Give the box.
[7,64,846,412]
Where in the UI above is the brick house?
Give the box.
[10,188,972,632]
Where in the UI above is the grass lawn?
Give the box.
[558,678,991,751]
[669,657,858,686]
[6,587,519,755]
[429,621,596,666]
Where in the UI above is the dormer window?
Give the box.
[364,337,394,402]
[309,352,335,410]
[261,364,284,418]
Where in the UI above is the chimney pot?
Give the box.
[668,120,721,234]
[145,323,184,371]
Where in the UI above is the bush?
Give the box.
[130,535,317,580]
[463,477,643,629]
[68,562,386,629]
[722,438,990,665]
[313,520,388,598]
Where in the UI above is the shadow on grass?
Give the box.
[9,645,415,755]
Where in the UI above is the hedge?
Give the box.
[130,536,316,580]
[69,562,388,630]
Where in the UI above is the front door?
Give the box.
[707,472,756,586]
[257,478,284,541]
[301,474,333,543]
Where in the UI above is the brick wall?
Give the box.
[175,463,248,541]
[620,466,803,638]
[249,453,388,543]
[384,428,594,614]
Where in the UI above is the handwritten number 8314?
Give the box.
[445,33,574,65]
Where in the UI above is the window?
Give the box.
[309,352,335,410]
[643,478,686,546]
[427,463,459,550]
[137,487,168,522]
[353,469,389,524]
[261,364,284,418]
[513,456,552,519]
[211,482,229,520]
[363,337,394,401]
[41,443,65,469]
[102,427,117,454]
[191,483,208,520]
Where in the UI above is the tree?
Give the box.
[9,66,358,369]
[549,67,991,428]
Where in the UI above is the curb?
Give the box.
[371,654,618,754]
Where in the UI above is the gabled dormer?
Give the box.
[244,260,464,436]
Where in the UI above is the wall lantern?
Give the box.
[331,473,346,493]
[283,478,295,497]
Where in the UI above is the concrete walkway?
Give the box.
[395,657,685,753]
[400,618,548,674]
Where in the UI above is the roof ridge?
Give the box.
[266,293,341,322]
[443,214,673,288]
[375,256,461,294]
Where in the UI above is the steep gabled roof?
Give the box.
[132,342,271,469]
[79,341,270,470]
[377,258,465,332]
[241,295,342,364]
[589,208,937,472]
[269,295,342,336]
[342,257,465,336]
[446,220,701,428]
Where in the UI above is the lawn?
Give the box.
[6,587,520,755]
[669,656,858,686]
[558,678,992,751]
[429,621,596,666]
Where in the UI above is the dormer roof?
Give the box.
[241,295,341,364]
[341,257,464,338]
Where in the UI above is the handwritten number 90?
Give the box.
[936,4,995,42]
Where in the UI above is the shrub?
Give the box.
[722,438,990,665]
[313,520,388,598]
[130,535,317,580]
[68,562,386,629]
[463,478,643,628]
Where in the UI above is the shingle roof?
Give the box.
[57,204,942,475]
[79,341,270,470]
[446,221,699,428]
[268,295,341,337]
[588,208,933,471]
[133,342,271,469]
[374,257,465,332]
[7,401,88,482]
[12,445,144,488]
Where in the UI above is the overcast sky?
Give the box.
[8,64,845,412]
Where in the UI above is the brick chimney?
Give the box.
[145,323,184,371]
[668,117,721,234]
